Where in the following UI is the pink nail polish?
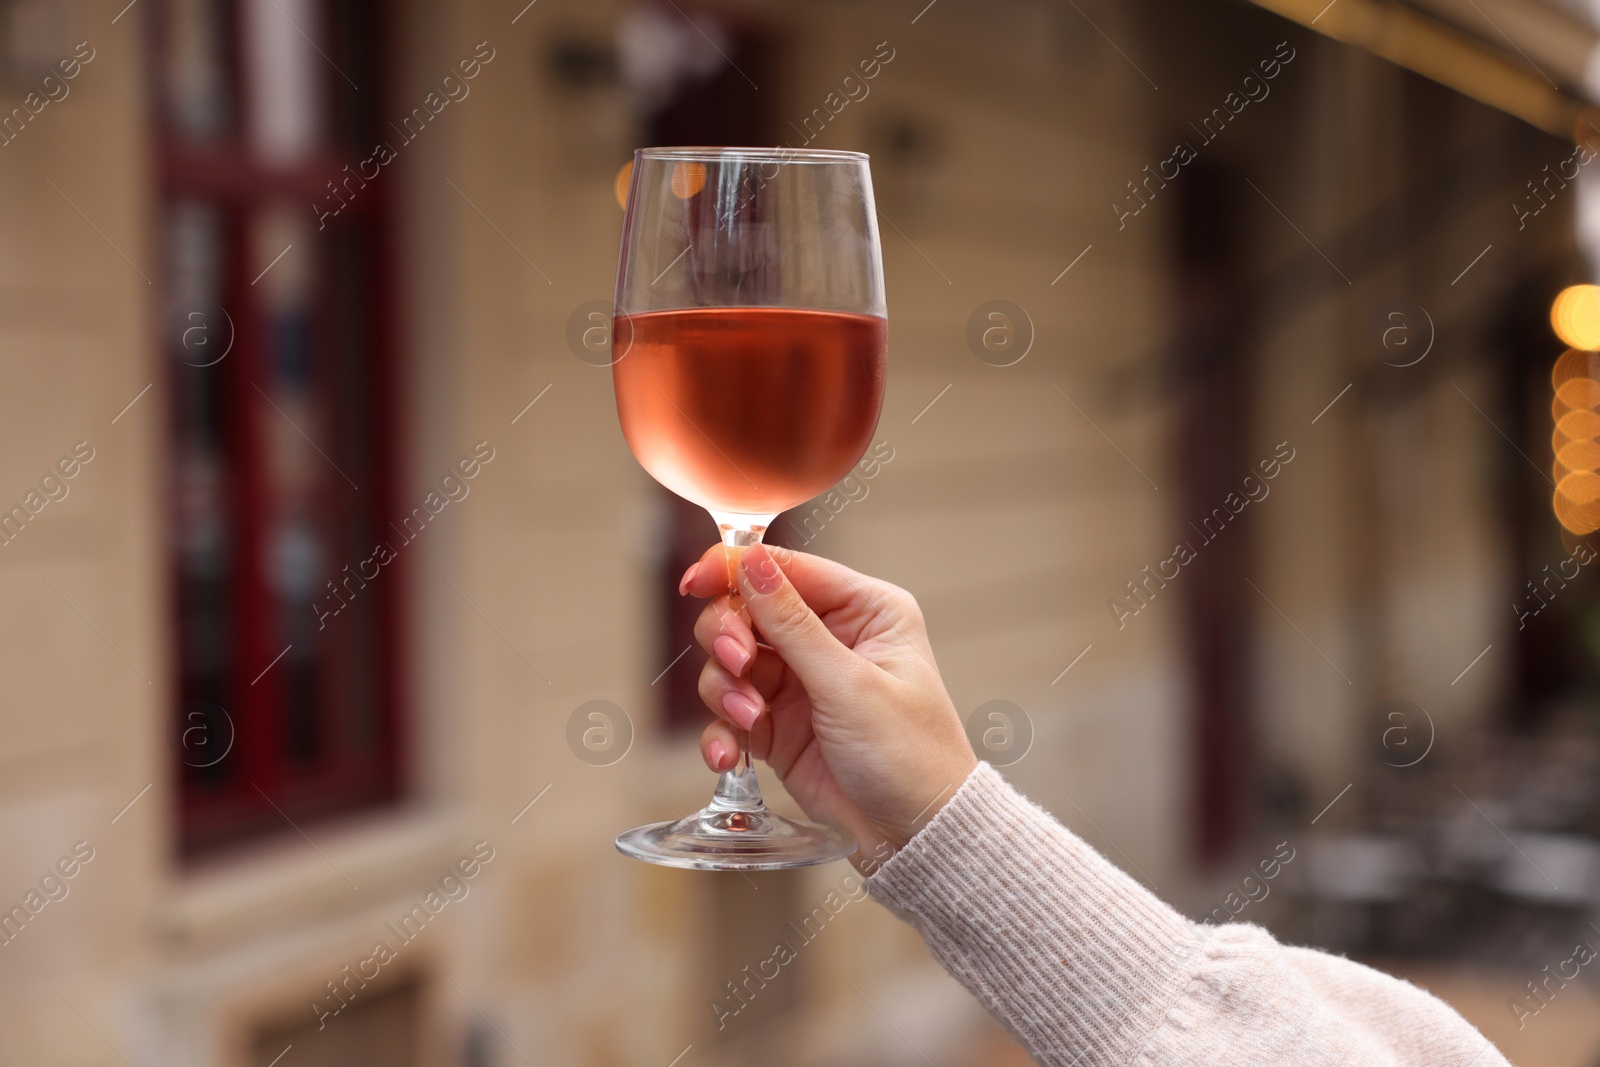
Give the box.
[742,544,782,595]
[708,740,726,769]
[722,690,761,730]
[678,562,700,596]
[714,634,750,676]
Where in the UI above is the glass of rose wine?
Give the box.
[610,146,886,870]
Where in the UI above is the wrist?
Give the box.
[885,752,979,853]
[848,827,900,875]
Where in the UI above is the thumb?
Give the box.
[737,543,857,685]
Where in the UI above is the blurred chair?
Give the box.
[1436,801,1600,965]
[1302,836,1425,952]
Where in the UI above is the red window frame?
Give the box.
[151,0,405,858]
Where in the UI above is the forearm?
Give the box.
[865,763,1508,1067]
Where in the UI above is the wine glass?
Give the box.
[610,146,887,870]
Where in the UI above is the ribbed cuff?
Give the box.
[866,763,1207,1067]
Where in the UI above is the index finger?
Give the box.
[679,542,867,616]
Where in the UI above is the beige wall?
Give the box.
[0,6,166,1062]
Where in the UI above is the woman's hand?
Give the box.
[680,543,977,869]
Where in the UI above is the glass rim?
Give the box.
[633,146,869,165]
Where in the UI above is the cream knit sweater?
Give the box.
[866,763,1510,1067]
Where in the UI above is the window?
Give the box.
[156,0,402,856]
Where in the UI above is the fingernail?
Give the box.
[678,562,700,596]
[708,740,727,769]
[714,634,750,676]
[722,690,761,730]
[742,544,783,595]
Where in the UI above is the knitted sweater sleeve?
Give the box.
[865,762,1509,1067]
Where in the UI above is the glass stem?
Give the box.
[706,512,776,817]
[708,728,763,813]
[713,513,770,549]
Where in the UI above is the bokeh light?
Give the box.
[1555,472,1600,534]
[1552,347,1600,388]
[670,161,707,199]
[1557,377,1600,408]
[1552,346,1600,532]
[614,160,633,210]
[1556,409,1600,442]
[1550,285,1600,349]
[1556,438,1600,479]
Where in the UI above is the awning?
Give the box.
[1248,0,1594,139]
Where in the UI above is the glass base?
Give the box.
[616,807,856,871]
[615,764,856,870]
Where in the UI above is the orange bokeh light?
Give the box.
[1556,412,1600,453]
[1557,439,1600,479]
[670,162,707,199]
[1553,347,1600,387]
[614,161,633,210]
[1551,285,1600,350]
[1557,377,1600,409]
[1557,409,1600,442]
[1555,471,1600,534]
[1549,341,1600,529]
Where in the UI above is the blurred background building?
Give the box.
[3,0,1600,1064]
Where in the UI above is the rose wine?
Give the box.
[613,307,887,515]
